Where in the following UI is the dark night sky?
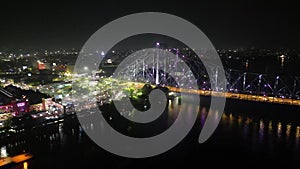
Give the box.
[0,1,298,51]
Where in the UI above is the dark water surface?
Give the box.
[1,98,300,169]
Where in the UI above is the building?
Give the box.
[0,85,52,117]
[0,88,30,116]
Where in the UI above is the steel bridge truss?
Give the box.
[110,49,300,99]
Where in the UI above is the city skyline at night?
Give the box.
[0,1,299,169]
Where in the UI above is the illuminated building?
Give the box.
[37,60,46,70]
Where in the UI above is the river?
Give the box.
[1,97,300,168]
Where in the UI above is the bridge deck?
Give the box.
[128,82,300,107]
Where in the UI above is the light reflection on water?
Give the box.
[296,126,300,148]
[286,123,291,138]
[277,122,282,138]
[219,109,300,153]
[0,100,300,168]
[259,119,264,143]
